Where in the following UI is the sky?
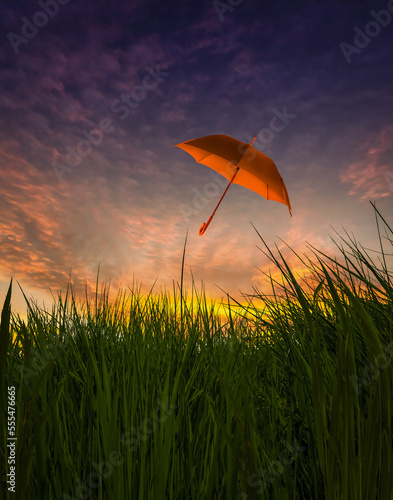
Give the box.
[1,0,392,316]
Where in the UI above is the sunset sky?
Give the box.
[1,0,392,315]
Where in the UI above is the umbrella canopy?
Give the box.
[174,134,292,235]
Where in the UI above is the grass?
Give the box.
[1,202,392,500]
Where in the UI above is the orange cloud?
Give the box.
[339,127,393,201]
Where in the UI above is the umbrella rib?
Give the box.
[197,152,238,169]
[196,152,213,164]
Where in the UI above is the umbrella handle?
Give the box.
[199,167,240,235]
[199,215,214,236]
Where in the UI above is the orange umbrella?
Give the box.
[174,134,292,235]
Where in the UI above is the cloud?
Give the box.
[339,127,393,201]
[0,0,392,316]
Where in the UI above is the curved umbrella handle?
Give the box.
[198,167,240,236]
[199,215,214,236]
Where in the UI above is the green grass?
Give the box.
[1,202,392,500]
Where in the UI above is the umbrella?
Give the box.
[174,134,292,235]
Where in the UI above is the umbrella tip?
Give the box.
[199,222,207,236]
